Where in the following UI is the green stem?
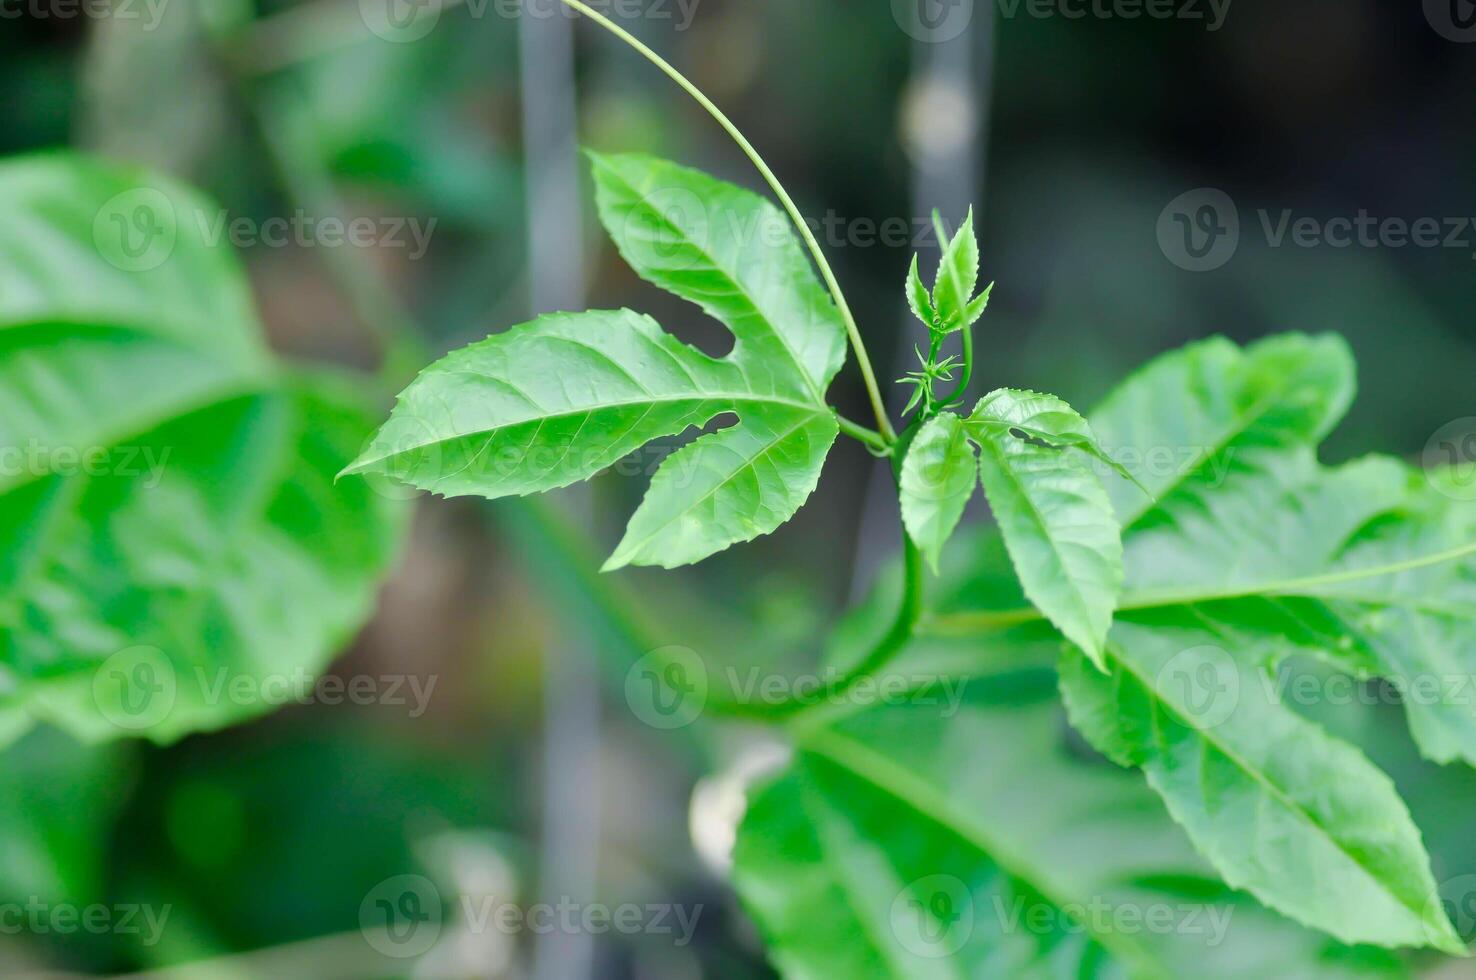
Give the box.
[923,537,1476,636]
[707,536,925,723]
[836,413,891,454]
[222,0,920,730]
[555,0,895,444]
[824,537,925,689]
[938,320,974,410]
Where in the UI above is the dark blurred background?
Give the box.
[1,0,1473,976]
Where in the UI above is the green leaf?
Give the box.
[0,155,406,743]
[906,254,936,330]
[590,152,846,400]
[930,209,979,335]
[605,404,839,570]
[347,153,850,569]
[970,404,1123,667]
[900,414,978,573]
[930,334,1476,950]
[6,378,407,744]
[1089,333,1355,528]
[0,156,274,502]
[962,280,994,328]
[967,387,1147,494]
[1114,450,1476,769]
[734,685,1408,979]
[1082,333,1476,767]
[1058,618,1463,955]
[0,154,268,364]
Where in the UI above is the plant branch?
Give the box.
[555,0,896,444]
[937,321,974,410]
[822,536,925,690]
[836,413,891,454]
[696,535,924,723]
[220,0,920,730]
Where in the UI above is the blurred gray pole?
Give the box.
[851,6,996,598]
[519,7,599,980]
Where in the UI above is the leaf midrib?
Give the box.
[597,160,831,404]
[606,411,823,566]
[926,538,1476,635]
[802,728,1170,980]
[1111,375,1319,530]
[1101,642,1436,938]
[347,391,825,473]
[800,779,948,980]
[976,436,1098,637]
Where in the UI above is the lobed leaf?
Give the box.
[589,152,846,399]
[1084,333,1476,767]
[605,404,838,570]
[734,680,1407,978]
[347,153,850,569]
[1089,333,1355,528]
[932,333,1476,950]
[1059,618,1463,954]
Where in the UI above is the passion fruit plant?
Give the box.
[327,7,1476,976]
[5,1,1474,976]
